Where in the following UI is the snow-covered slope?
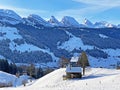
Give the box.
[0,9,23,25]
[15,74,30,87]
[30,68,120,90]
[99,34,108,39]
[2,68,120,90]
[0,26,42,52]
[27,14,51,27]
[61,16,81,27]
[0,55,5,59]
[0,26,58,65]
[48,16,63,26]
[0,71,31,87]
[0,71,16,86]
[0,26,22,41]
[58,31,94,52]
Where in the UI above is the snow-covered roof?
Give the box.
[70,57,79,62]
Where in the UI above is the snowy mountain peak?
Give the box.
[27,14,51,27]
[0,9,23,25]
[94,21,108,28]
[83,18,94,28]
[105,23,116,28]
[61,16,80,27]
[48,16,63,26]
[49,16,59,23]
[28,14,44,21]
[94,21,116,28]
[117,24,120,28]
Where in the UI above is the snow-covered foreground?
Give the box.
[1,68,120,90]
[0,71,30,87]
[0,71,16,85]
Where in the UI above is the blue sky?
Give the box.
[0,0,120,24]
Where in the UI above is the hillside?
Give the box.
[0,71,16,86]
[0,9,120,68]
[0,71,30,87]
[1,68,120,90]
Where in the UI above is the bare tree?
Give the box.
[59,56,69,68]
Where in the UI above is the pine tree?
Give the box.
[0,59,4,71]
[35,67,43,79]
[9,63,13,74]
[4,60,9,73]
[0,59,9,73]
[78,51,89,75]
[27,64,35,78]
[9,63,17,74]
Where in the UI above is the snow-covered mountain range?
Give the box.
[0,9,120,68]
[24,13,118,28]
[0,9,119,28]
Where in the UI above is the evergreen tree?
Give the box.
[35,67,43,79]
[12,63,17,74]
[9,63,13,74]
[9,63,17,74]
[0,59,9,73]
[4,60,9,73]
[0,59,4,71]
[27,64,35,78]
[78,51,89,75]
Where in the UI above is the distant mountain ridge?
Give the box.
[0,9,118,28]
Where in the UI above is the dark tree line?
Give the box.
[0,59,25,75]
[0,59,9,73]
[0,59,45,79]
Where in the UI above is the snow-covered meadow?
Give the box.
[0,71,30,87]
[1,68,120,90]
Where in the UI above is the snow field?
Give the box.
[58,31,94,52]
[1,68,120,90]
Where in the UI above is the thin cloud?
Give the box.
[0,5,48,17]
[55,4,110,22]
[73,0,120,7]
[55,0,120,23]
